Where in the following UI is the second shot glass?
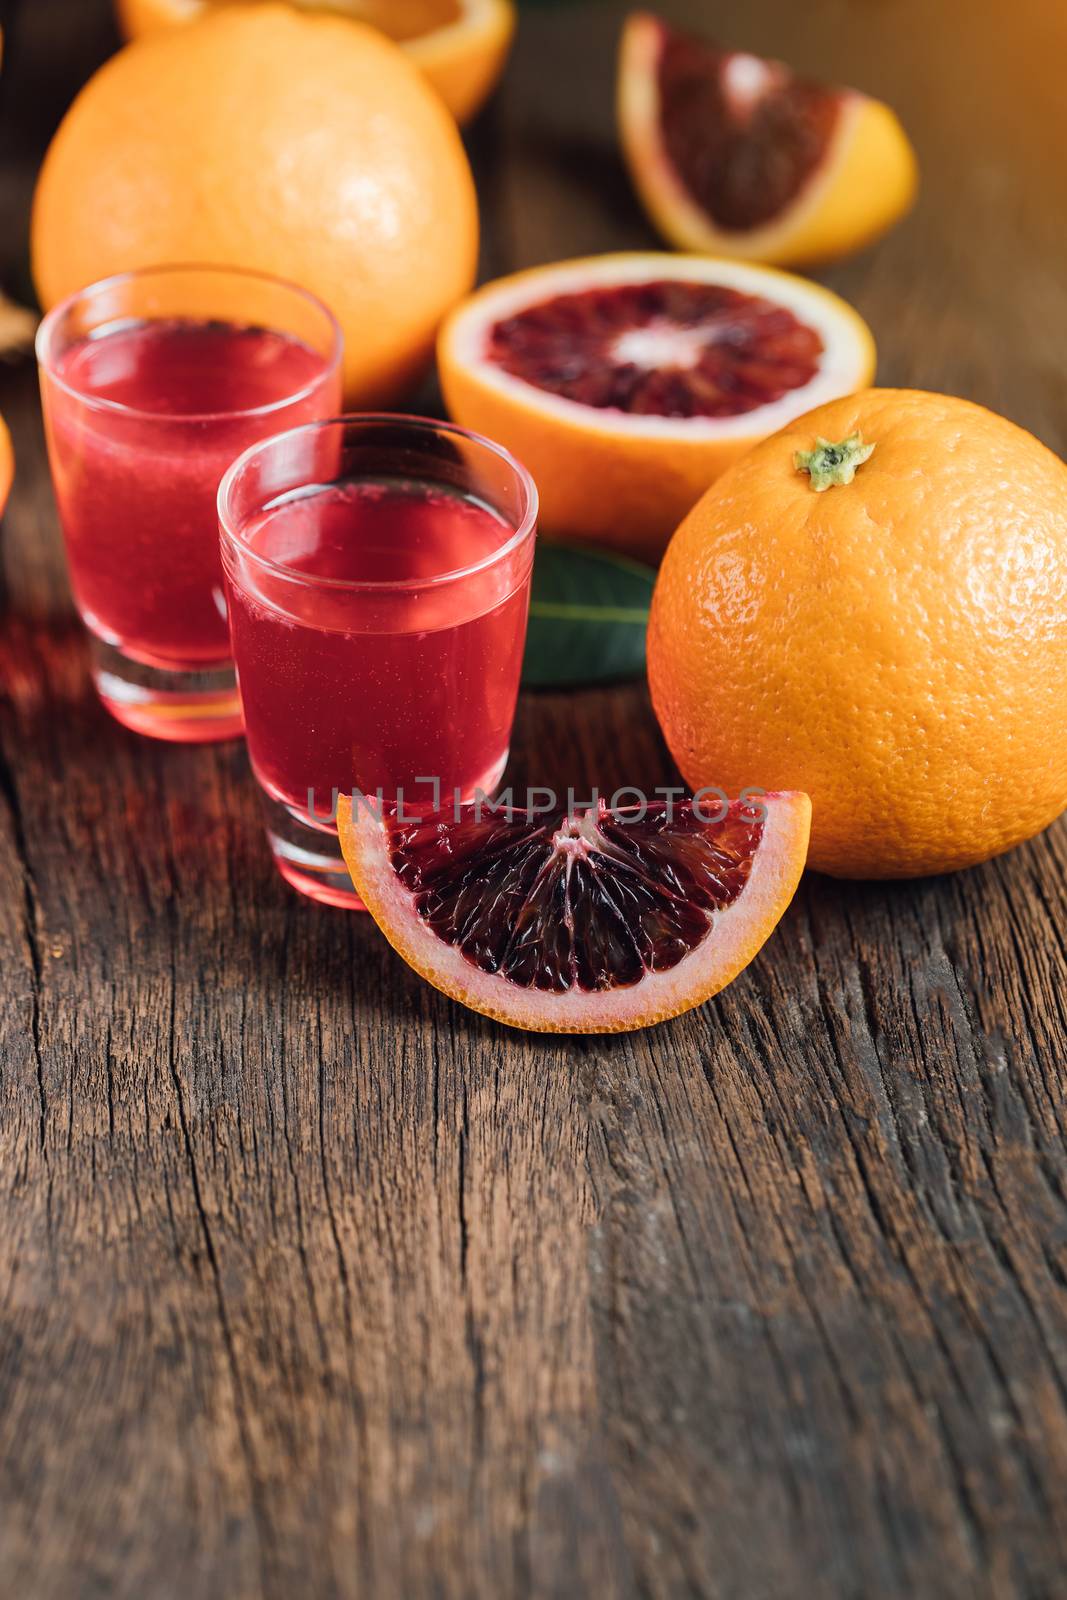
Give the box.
[36,264,343,741]
[218,415,538,909]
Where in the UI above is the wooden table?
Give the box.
[3,1,1067,1595]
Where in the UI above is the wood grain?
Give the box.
[2,1,1067,1596]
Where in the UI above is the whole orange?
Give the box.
[648,389,1067,878]
[31,4,479,405]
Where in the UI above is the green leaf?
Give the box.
[521,542,655,689]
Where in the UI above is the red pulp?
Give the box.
[488,280,823,418]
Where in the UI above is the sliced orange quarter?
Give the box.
[338,793,811,1033]
[618,11,917,268]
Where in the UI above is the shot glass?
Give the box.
[218,415,538,909]
[37,265,343,741]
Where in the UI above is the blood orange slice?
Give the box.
[337,792,811,1033]
[438,251,875,562]
[618,12,917,268]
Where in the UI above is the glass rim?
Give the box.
[35,262,344,425]
[217,413,539,595]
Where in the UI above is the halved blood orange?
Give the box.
[438,251,875,562]
[619,12,918,268]
[337,792,811,1033]
[114,0,515,124]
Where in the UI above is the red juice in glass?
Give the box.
[219,418,537,909]
[37,267,342,742]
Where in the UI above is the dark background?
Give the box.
[2,2,1067,1597]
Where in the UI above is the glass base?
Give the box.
[90,635,243,743]
[258,748,512,911]
[262,793,364,911]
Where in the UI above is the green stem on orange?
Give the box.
[794,432,876,492]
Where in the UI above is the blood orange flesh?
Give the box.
[487,279,824,418]
[654,21,842,231]
[338,792,812,1032]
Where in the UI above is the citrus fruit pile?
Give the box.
[32,5,479,405]
[649,389,1067,879]
[618,13,917,267]
[30,0,1063,1036]
[338,792,811,1032]
[440,251,875,561]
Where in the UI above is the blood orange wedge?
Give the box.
[438,252,875,562]
[618,12,917,268]
[337,792,811,1033]
[114,0,515,124]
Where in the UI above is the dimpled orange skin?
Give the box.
[648,389,1067,878]
[31,5,479,406]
